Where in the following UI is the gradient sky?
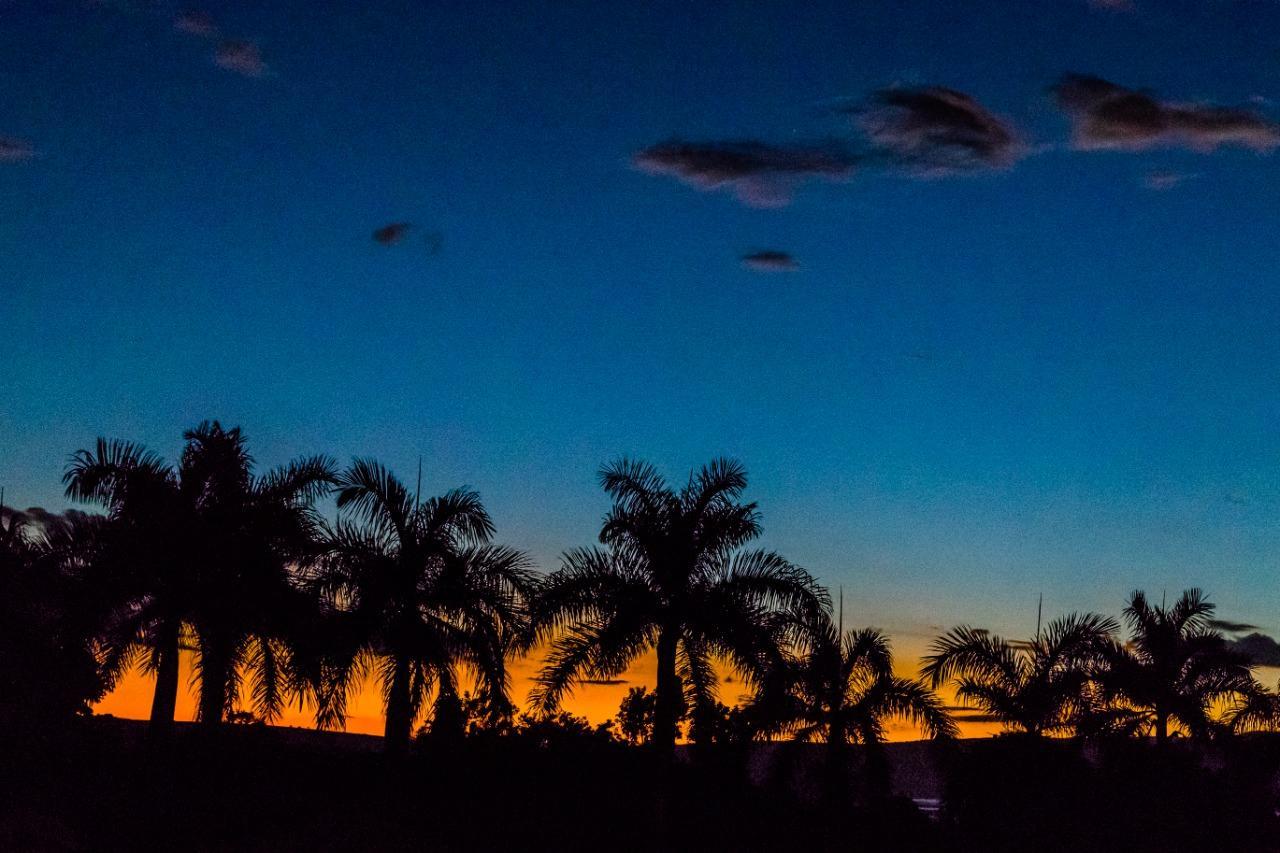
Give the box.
[5,0,1280,732]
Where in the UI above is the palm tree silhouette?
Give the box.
[1095,589,1260,743]
[531,458,828,755]
[0,505,129,725]
[64,422,335,729]
[922,613,1117,736]
[755,616,955,803]
[308,459,534,753]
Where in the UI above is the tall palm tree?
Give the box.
[921,613,1117,737]
[1096,589,1259,744]
[531,458,828,756]
[64,422,335,730]
[309,459,534,753]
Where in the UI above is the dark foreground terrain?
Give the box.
[3,717,1279,852]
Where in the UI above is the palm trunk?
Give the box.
[197,636,230,729]
[653,628,680,756]
[1155,709,1169,745]
[384,655,413,753]
[148,620,180,734]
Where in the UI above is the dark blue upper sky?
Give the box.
[4,0,1280,643]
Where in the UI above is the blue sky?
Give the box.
[3,0,1280,647]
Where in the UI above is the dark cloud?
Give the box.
[373,222,413,245]
[941,706,1004,724]
[633,140,856,207]
[742,250,798,272]
[1211,619,1262,634]
[215,40,267,78]
[1227,633,1280,667]
[1053,75,1280,153]
[0,136,35,162]
[580,678,629,686]
[858,87,1022,174]
[174,10,218,38]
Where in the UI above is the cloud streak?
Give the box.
[1053,75,1280,153]
[633,140,856,207]
[742,251,799,272]
[858,87,1023,174]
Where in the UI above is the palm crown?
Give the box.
[922,612,1117,736]
[531,458,828,752]
[309,459,535,751]
[63,422,336,728]
[1095,589,1258,742]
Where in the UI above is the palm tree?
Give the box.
[755,616,955,803]
[531,458,828,756]
[921,613,1117,737]
[760,619,956,747]
[64,422,335,730]
[308,459,534,753]
[1096,589,1259,744]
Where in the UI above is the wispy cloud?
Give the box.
[174,10,218,38]
[856,87,1023,175]
[1143,169,1192,190]
[633,140,856,207]
[1053,75,1280,153]
[215,40,268,78]
[742,250,799,272]
[0,136,35,162]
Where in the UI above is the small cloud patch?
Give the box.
[633,140,856,207]
[1143,170,1191,190]
[215,40,268,78]
[1053,75,1280,153]
[858,87,1023,174]
[373,222,413,245]
[0,136,35,162]
[742,250,799,272]
[174,10,218,38]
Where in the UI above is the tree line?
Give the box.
[3,420,1278,764]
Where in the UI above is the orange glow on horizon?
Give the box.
[94,635,1004,741]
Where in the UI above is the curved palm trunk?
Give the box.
[148,620,181,734]
[653,628,680,756]
[384,655,413,753]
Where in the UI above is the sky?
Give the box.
[4,0,1280,735]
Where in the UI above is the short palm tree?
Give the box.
[64,422,335,729]
[921,613,1117,736]
[309,459,535,753]
[0,505,128,725]
[1096,589,1259,743]
[761,619,956,747]
[531,458,828,755]
[755,617,956,802]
